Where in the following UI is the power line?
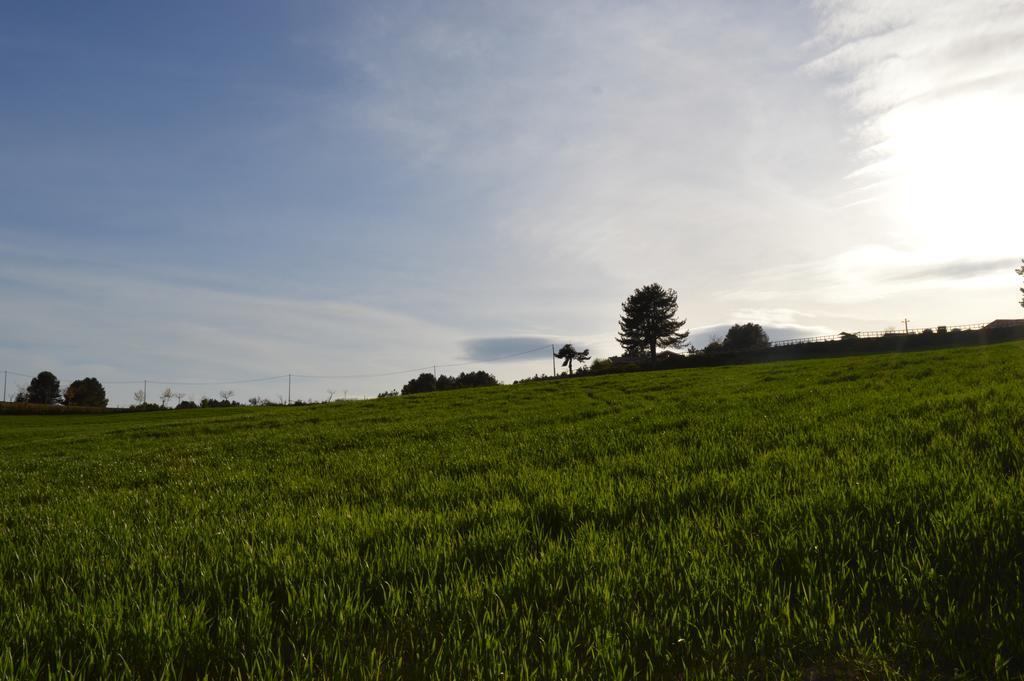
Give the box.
[146,375,290,387]
[0,344,556,392]
[6,344,548,393]
[293,344,554,380]
[2,319,1012,405]
[436,343,552,370]
[292,366,435,380]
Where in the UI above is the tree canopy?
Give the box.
[63,377,108,407]
[554,344,591,375]
[402,373,438,395]
[25,371,61,405]
[401,371,498,395]
[616,283,689,360]
[722,323,771,352]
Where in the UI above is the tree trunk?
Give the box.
[650,338,657,365]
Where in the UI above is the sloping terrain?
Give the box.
[2,343,1024,679]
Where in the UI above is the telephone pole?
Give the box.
[902,318,910,334]
[3,370,7,403]
[143,380,147,404]
[552,344,556,377]
[288,374,291,405]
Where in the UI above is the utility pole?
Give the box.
[902,318,910,334]
[433,365,437,380]
[143,380,147,405]
[3,370,7,403]
[288,374,291,405]
[552,344,556,377]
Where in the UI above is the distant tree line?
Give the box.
[398,370,499,395]
[12,264,1022,409]
[7,372,347,411]
[11,372,109,408]
[591,322,1024,375]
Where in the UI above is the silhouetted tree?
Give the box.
[25,371,61,405]
[722,323,771,352]
[63,377,108,407]
[402,373,437,395]
[400,371,497,395]
[616,284,689,361]
[554,344,591,375]
[702,338,724,354]
[200,395,241,408]
[160,388,174,408]
[133,389,146,406]
[451,371,498,388]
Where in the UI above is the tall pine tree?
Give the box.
[616,284,689,361]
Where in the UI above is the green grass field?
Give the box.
[2,343,1024,679]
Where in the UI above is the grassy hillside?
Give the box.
[2,343,1024,679]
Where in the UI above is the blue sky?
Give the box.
[3,1,1023,404]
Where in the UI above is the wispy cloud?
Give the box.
[808,0,1024,258]
[322,1,857,288]
[3,1,1022,388]
[0,262,463,404]
[885,257,1017,282]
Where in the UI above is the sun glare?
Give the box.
[870,89,1024,259]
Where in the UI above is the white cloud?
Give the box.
[5,1,1023,388]
[0,261,467,405]
[809,0,1024,258]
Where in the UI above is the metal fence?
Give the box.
[770,322,993,348]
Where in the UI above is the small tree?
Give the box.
[554,344,591,375]
[63,378,109,407]
[616,284,689,361]
[722,323,771,352]
[159,388,174,408]
[219,390,235,402]
[26,371,61,405]
[133,389,146,406]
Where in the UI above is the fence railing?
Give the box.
[770,322,994,348]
